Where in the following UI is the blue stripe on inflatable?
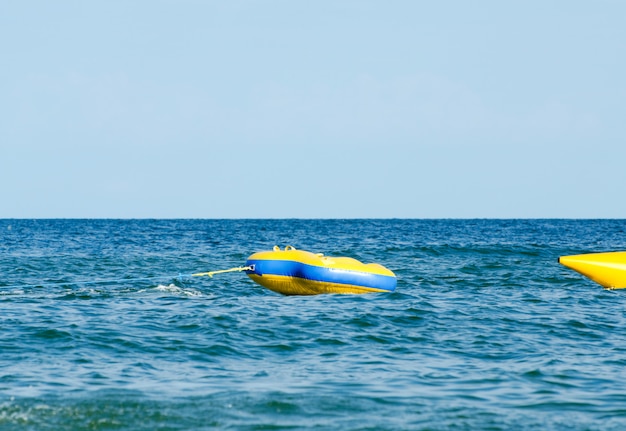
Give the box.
[246,259,397,292]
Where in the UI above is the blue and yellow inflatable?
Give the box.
[245,246,397,295]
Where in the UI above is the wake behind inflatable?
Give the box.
[245,246,397,295]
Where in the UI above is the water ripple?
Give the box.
[2,219,626,429]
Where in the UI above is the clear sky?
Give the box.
[1,1,624,218]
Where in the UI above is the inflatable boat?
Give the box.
[559,251,626,289]
[245,246,397,295]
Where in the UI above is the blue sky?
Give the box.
[1,1,624,218]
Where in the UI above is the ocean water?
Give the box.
[1,219,626,430]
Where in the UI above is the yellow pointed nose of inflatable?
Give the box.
[559,251,626,289]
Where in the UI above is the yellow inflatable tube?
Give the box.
[245,246,397,295]
[559,251,626,289]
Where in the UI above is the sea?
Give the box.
[1,219,626,430]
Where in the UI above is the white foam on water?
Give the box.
[0,289,25,296]
[154,284,203,297]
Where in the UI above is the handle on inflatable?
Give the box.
[273,245,296,251]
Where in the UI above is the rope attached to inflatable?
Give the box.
[192,266,252,278]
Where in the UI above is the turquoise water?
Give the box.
[1,219,626,430]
